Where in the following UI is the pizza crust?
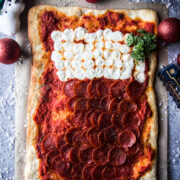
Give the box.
[26,5,158,180]
[141,52,158,180]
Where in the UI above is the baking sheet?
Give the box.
[15,0,168,179]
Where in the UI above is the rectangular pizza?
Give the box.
[25,5,158,180]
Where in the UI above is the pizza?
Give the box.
[25,5,158,180]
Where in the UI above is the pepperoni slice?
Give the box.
[97,80,112,97]
[115,166,131,177]
[56,135,65,149]
[46,173,58,180]
[108,97,121,112]
[117,98,137,113]
[98,112,112,128]
[69,148,79,163]
[74,98,87,111]
[52,157,71,175]
[108,147,126,166]
[71,131,81,146]
[127,80,146,98]
[87,79,101,97]
[71,164,83,177]
[63,79,77,97]
[91,110,102,126]
[122,112,141,128]
[87,127,101,147]
[71,110,86,126]
[98,129,106,146]
[110,79,129,97]
[100,96,113,111]
[102,165,116,179]
[41,134,57,152]
[66,96,78,111]
[79,147,93,163]
[73,176,82,180]
[74,80,89,98]
[104,126,117,144]
[91,165,104,180]
[46,149,59,166]
[119,130,136,148]
[125,126,140,138]
[127,142,140,155]
[92,147,108,165]
[81,130,90,145]
[87,97,100,110]
[82,165,93,180]
[111,112,123,128]
[137,96,152,120]
[65,127,79,144]
[85,110,94,127]
[60,143,72,161]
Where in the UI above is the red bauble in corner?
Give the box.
[177,54,180,66]
[86,0,99,3]
[158,18,180,43]
[0,38,20,64]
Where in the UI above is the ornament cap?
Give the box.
[0,38,21,64]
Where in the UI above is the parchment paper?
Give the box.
[15,1,168,180]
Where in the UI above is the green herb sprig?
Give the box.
[126,29,157,62]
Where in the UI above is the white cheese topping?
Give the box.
[54,42,63,52]
[111,51,121,60]
[85,43,94,51]
[95,41,104,49]
[75,27,86,40]
[113,42,121,50]
[105,58,114,66]
[103,28,113,41]
[112,69,121,79]
[134,62,146,83]
[51,31,62,42]
[105,41,113,49]
[51,27,146,83]
[73,43,84,54]
[104,50,111,59]
[112,31,123,41]
[96,29,103,39]
[62,29,74,42]
[85,33,96,43]
[95,57,104,66]
[95,67,104,77]
[64,51,73,60]
[94,49,103,58]
[63,42,73,51]
[104,67,113,79]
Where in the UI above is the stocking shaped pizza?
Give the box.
[26,6,158,180]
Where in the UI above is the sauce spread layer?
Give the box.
[34,9,156,180]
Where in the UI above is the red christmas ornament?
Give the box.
[0,38,20,64]
[86,0,99,3]
[177,54,180,66]
[158,18,180,43]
